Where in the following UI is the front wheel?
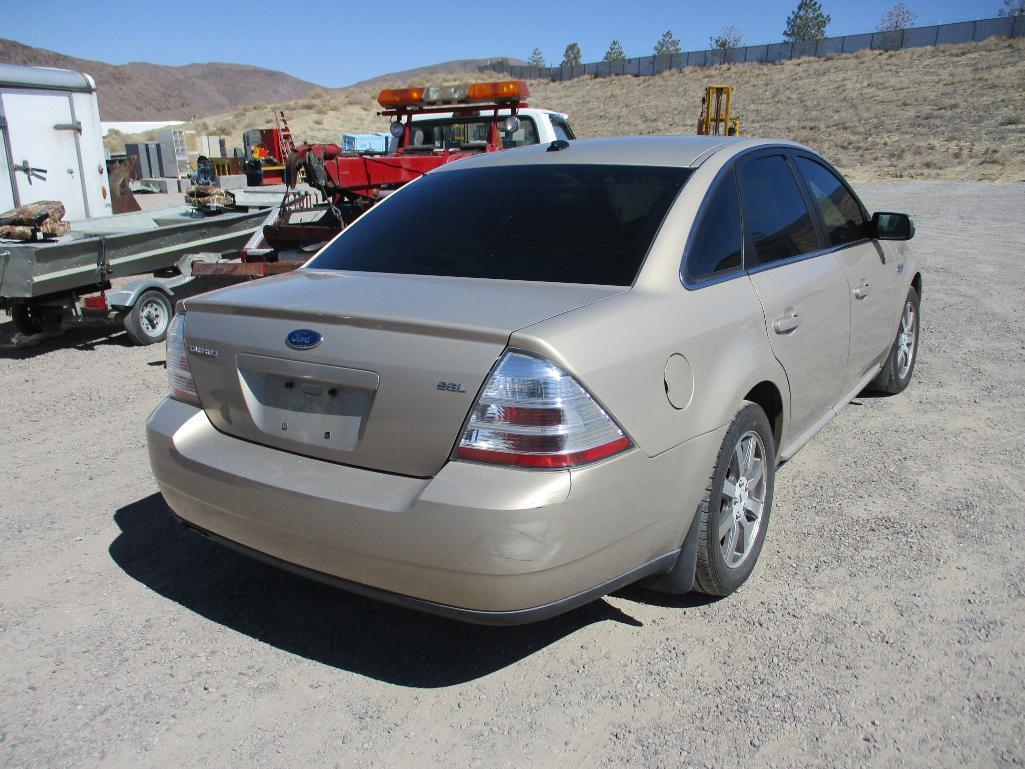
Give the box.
[868,286,919,395]
[694,402,776,596]
[123,290,173,345]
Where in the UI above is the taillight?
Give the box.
[456,351,632,469]
[166,313,201,406]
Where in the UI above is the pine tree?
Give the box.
[783,0,831,41]
[654,30,681,56]
[709,25,745,50]
[527,48,546,67]
[997,0,1025,15]
[877,2,917,31]
[603,40,626,62]
[562,43,582,66]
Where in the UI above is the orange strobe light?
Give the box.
[466,80,530,101]
[377,87,427,108]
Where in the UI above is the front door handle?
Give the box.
[853,282,871,300]
[773,312,800,334]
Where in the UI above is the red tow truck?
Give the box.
[194,79,574,278]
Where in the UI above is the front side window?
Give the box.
[796,157,868,247]
[685,170,743,284]
[307,164,691,286]
[738,155,819,266]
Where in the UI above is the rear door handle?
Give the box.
[773,312,800,334]
[853,282,870,300]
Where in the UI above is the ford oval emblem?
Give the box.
[286,329,322,350]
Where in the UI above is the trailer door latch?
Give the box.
[53,122,83,133]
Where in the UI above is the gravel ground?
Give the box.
[1,181,1023,769]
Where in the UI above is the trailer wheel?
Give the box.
[124,290,172,345]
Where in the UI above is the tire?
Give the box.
[11,304,63,336]
[123,290,173,345]
[693,401,776,596]
[11,305,41,335]
[868,286,920,395]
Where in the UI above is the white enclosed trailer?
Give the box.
[0,64,279,345]
[0,63,112,220]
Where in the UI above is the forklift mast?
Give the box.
[697,85,741,137]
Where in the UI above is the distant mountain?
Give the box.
[0,39,325,120]
[348,57,527,88]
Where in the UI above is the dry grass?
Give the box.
[107,39,1025,182]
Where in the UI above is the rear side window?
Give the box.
[685,170,742,283]
[550,118,575,141]
[308,164,691,286]
[738,155,819,266]
[501,117,539,148]
[411,117,538,150]
[796,157,868,247]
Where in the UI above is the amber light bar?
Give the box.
[377,80,529,109]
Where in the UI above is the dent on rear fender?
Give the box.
[417,462,574,566]
[418,461,571,510]
[476,522,563,566]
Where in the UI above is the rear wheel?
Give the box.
[123,290,172,345]
[868,286,919,395]
[694,402,776,596]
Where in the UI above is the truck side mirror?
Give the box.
[871,212,915,241]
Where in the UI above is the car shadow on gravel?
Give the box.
[110,493,652,687]
[0,319,135,359]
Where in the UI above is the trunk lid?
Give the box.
[183,269,624,477]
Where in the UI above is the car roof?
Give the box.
[432,135,805,172]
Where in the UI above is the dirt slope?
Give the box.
[161,37,1025,182]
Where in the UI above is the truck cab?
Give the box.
[243,81,576,263]
[404,108,575,152]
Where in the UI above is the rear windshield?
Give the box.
[307,164,691,286]
[407,117,538,150]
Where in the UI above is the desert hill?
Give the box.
[0,40,525,123]
[348,57,526,87]
[0,38,324,120]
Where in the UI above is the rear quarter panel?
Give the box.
[511,144,792,459]
[511,283,787,460]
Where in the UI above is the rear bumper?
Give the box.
[146,398,722,622]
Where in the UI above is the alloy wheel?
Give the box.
[718,430,767,568]
[896,300,916,380]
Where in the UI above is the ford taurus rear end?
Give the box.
[147,147,718,622]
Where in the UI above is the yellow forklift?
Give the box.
[696,85,741,136]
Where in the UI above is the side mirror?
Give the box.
[871,212,915,241]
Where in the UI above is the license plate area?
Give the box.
[237,353,379,452]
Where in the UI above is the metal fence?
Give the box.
[479,15,1025,82]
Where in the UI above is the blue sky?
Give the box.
[4,0,1007,87]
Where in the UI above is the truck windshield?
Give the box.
[306,164,691,286]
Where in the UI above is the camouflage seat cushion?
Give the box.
[0,201,70,241]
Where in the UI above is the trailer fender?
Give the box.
[106,279,175,310]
